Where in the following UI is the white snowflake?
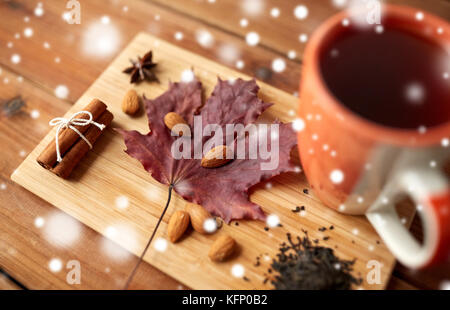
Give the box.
[11,54,21,64]
[332,0,347,8]
[154,237,168,252]
[231,264,245,278]
[287,50,296,59]
[49,258,63,272]
[203,218,217,233]
[405,82,425,104]
[174,31,184,41]
[266,214,280,227]
[294,5,308,20]
[34,5,44,17]
[292,118,305,132]
[330,169,344,184]
[23,27,33,38]
[218,44,240,64]
[181,69,195,83]
[417,125,427,134]
[235,60,244,69]
[299,34,308,43]
[375,25,384,34]
[54,85,69,99]
[440,280,450,290]
[101,16,110,25]
[102,224,138,261]
[115,195,129,209]
[196,29,214,48]
[239,18,249,28]
[415,12,424,21]
[246,32,260,46]
[242,0,265,16]
[272,58,286,73]
[330,48,339,58]
[270,8,280,18]
[34,217,45,228]
[82,21,121,58]
[44,212,81,247]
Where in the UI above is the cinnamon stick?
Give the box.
[37,99,107,169]
[51,110,114,179]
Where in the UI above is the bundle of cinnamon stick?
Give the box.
[37,99,114,179]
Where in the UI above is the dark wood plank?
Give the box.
[0,0,301,101]
[0,271,22,290]
[150,0,450,60]
[387,273,418,290]
[0,67,181,289]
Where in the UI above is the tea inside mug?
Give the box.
[320,25,450,129]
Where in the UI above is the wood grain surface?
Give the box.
[12,33,416,289]
[1,0,449,290]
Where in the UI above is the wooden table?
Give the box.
[0,0,449,290]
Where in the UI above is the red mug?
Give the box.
[298,4,450,269]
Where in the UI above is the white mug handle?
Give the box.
[366,163,450,269]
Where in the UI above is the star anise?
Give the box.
[123,50,158,84]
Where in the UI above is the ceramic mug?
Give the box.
[298,5,450,269]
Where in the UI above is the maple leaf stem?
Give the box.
[123,184,174,290]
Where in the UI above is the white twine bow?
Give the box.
[49,111,106,163]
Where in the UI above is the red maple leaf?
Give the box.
[118,78,297,223]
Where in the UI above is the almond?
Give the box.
[208,235,236,262]
[167,210,190,243]
[164,112,190,137]
[122,89,140,115]
[185,203,212,234]
[201,145,232,168]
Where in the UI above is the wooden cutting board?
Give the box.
[11,33,415,290]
